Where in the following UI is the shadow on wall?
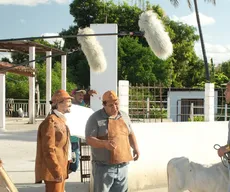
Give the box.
[16,182,89,192]
[0,130,37,142]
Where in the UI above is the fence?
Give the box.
[5,99,46,117]
[128,84,168,122]
[128,85,230,122]
[5,85,230,121]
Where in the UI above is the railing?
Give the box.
[5,85,230,122]
[178,102,230,122]
[5,99,46,117]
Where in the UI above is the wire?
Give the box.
[6,76,27,83]
[0,32,145,42]
[0,49,79,73]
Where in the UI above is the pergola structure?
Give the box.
[0,41,67,131]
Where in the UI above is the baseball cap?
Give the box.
[72,88,86,95]
[102,90,118,102]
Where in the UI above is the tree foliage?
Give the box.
[6,62,76,99]
[6,0,223,100]
[61,1,205,88]
[218,60,230,79]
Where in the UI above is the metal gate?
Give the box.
[179,99,204,121]
[79,139,91,183]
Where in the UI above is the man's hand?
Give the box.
[104,140,117,151]
[88,90,97,96]
[54,175,63,182]
[133,148,140,161]
[218,146,228,157]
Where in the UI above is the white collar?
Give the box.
[53,109,67,122]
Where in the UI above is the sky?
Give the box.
[0,0,229,64]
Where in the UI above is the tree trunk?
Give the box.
[193,0,210,82]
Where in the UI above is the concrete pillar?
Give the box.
[0,73,5,131]
[118,80,129,115]
[61,54,67,91]
[46,51,52,116]
[90,24,118,111]
[28,46,36,124]
[204,83,215,121]
[167,92,171,119]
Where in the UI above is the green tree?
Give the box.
[11,52,28,64]
[163,18,202,87]
[6,73,29,99]
[62,0,205,87]
[219,60,230,79]
[0,57,11,63]
[36,62,76,99]
[118,36,172,85]
[169,0,216,82]
[6,62,76,99]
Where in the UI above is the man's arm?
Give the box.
[86,137,106,148]
[129,132,139,150]
[129,132,140,161]
[86,137,116,150]
[85,114,116,151]
[120,111,140,160]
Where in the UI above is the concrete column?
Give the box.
[28,46,36,124]
[46,51,52,116]
[118,80,129,115]
[204,83,215,121]
[61,54,67,91]
[90,24,118,111]
[167,93,171,119]
[0,73,5,131]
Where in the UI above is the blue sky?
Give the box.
[0,0,229,64]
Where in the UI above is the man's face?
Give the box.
[57,99,72,114]
[225,84,230,104]
[103,100,119,117]
[74,92,84,103]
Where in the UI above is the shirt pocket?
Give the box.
[97,120,108,137]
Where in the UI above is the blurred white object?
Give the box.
[65,105,94,139]
[17,108,24,118]
[167,157,228,192]
[77,27,107,73]
[138,10,173,60]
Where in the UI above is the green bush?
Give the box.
[188,116,204,122]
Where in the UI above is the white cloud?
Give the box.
[0,0,69,6]
[41,33,64,48]
[195,43,230,64]
[171,12,215,26]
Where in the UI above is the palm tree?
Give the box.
[169,0,216,82]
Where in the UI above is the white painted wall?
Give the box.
[168,91,218,122]
[90,24,118,111]
[82,120,228,191]
[128,121,228,191]
[0,74,5,131]
[118,80,129,115]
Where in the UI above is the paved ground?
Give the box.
[0,118,168,192]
